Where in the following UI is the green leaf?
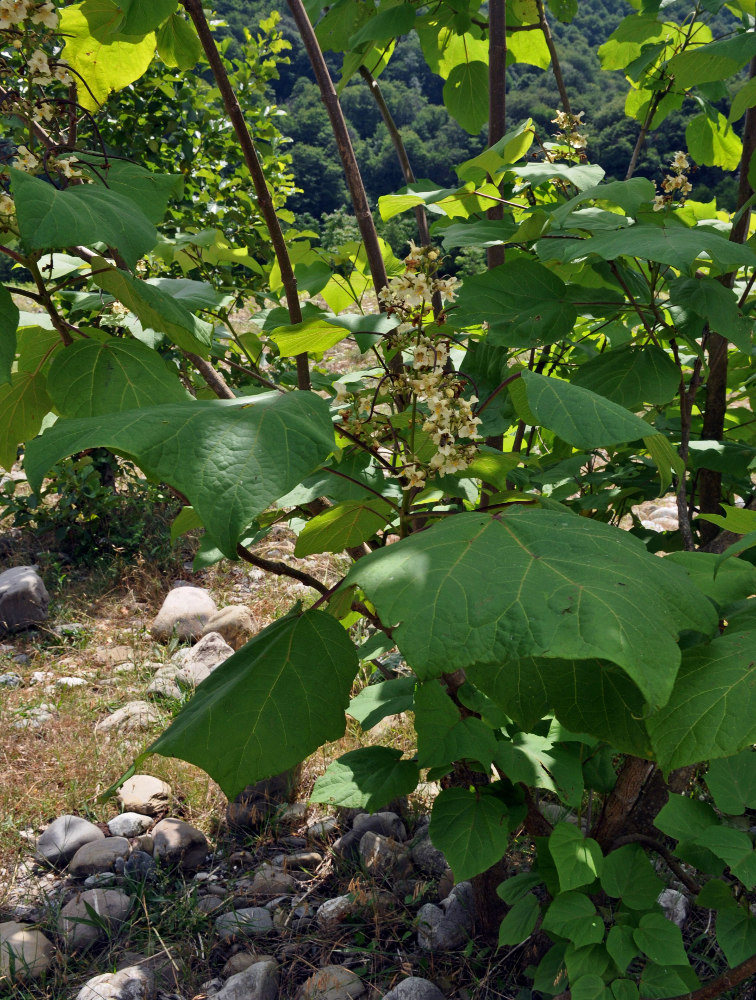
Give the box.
[694,827,756,888]
[654,794,718,842]
[686,111,742,170]
[415,680,500,769]
[102,161,183,224]
[644,433,685,494]
[46,338,189,417]
[344,509,716,710]
[9,170,157,270]
[347,675,415,730]
[572,346,679,410]
[92,264,212,354]
[668,31,756,89]
[515,162,605,192]
[549,823,603,891]
[548,0,577,22]
[730,75,756,123]
[429,786,517,881]
[498,893,541,946]
[634,913,689,966]
[61,2,158,110]
[156,12,201,68]
[665,551,756,609]
[606,925,639,973]
[25,392,335,558]
[533,943,569,996]
[456,120,535,182]
[698,504,756,535]
[611,980,639,1000]
[706,749,756,816]
[271,318,350,357]
[668,277,747,347]
[564,943,613,983]
[0,284,19,385]
[443,60,489,134]
[639,962,699,999]
[149,609,358,797]
[497,872,544,903]
[454,260,577,347]
[348,2,416,45]
[170,505,202,542]
[438,219,519,250]
[311,745,418,810]
[646,630,756,770]
[538,224,756,274]
[696,879,736,911]
[541,892,604,948]
[571,976,611,1000]
[294,499,395,557]
[119,0,177,34]
[494,734,584,808]
[600,844,664,909]
[0,371,52,472]
[716,905,756,965]
[521,370,659,449]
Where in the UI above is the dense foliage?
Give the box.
[3,0,756,997]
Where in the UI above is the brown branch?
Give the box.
[536,0,571,114]
[183,352,236,399]
[591,755,655,849]
[657,953,756,1000]
[181,0,310,393]
[236,542,329,595]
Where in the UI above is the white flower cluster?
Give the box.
[653,151,693,211]
[338,243,480,491]
[551,109,588,161]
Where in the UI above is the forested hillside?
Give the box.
[213,0,740,225]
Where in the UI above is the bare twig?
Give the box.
[236,542,329,595]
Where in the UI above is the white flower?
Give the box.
[30,2,57,28]
[53,63,72,84]
[671,151,689,171]
[13,145,39,171]
[332,382,350,405]
[28,48,51,78]
[0,192,14,215]
[0,0,29,28]
[58,156,80,179]
[652,195,667,212]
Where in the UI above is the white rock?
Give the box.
[417,882,473,952]
[0,672,22,687]
[108,813,153,838]
[118,775,172,816]
[658,888,690,928]
[55,676,87,688]
[214,907,273,942]
[0,566,49,635]
[298,964,365,1000]
[359,832,412,878]
[36,815,104,867]
[316,894,356,930]
[215,959,279,1000]
[174,631,234,688]
[383,978,446,1000]
[58,888,132,951]
[250,863,297,896]
[202,606,255,650]
[0,921,55,981]
[150,585,217,642]
[95,701,161,734]
[76,964,155,1000]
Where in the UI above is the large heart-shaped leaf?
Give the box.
[571,345,680,410]
[0,284,19,385]
[148,609,359,797]
[9,170,156,270]
[46,338,190,417]
[25,391,335,557]
[429,786,523,881]
[101,161,183,224]
[310,746,419,811]
[344,509,716,710]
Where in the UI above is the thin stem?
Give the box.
[183,351,235,400]
[236,542,328,595]
[626,95,661,180]
[536,0,571,113]
[181,0,310,392]
[656,954,756,1000]
[27,257,73,346]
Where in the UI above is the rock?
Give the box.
[215,959,278,1000]
[383,978,446,1000]
[13,703,56,729]
[282,850,323,872]
[150,586,217,642]
[95,701,161,734]
[145,666,182,700]
[306,816,338,840]
[93,645,136,669]
[76,964,155,1000]
[117,775,172,816]
[410,834,448,879]
[316,894,357,931]
[202,607,255,650]
[227,770,300,830]
[55,676,87,688]
[195,896,224,915]
[352,812,406,841]
[298,964,365,1000]
[58,888,133,951]
[174,631,234,688]
[214,907,273,942]
[0,566,49,635]
[36,815,104,867]
[152,818,208,871]
[0,671,22,687]
[69,838,130,879]
[250,863,297,896]
[120,851,157,883]
[108,813,152,838]
[359,832,413,879]
[0,921,55,981]
[658,888,690,928]
[417,882,473,952]
[221,952,259,978]
[332,831,362,861]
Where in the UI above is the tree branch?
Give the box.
[537,0,571,114]
[236,542,329,595]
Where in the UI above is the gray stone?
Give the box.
[411,834,448,879]
[298,965,365,1000]
[383,978,446,1000]
[352,812,406,841]
[0,566,49,635]
[250,863,297,896]
[95,701,161,734]
[108,813,152,838]
[0,921,55,981]
[359,832,413,879]
[306,816,338,840]
[121,851,157,883]
[215,959,278,1000]
[58,888,133,951]
[150,586,217,642]
[69,837,130,879]
[202,606,255,650]
[316,894,357,930]
[0,671,22,687]
[13,703,56,729]
[417,882,473,952]
[145,666,182,700]
[117,775,172,816]
[282,850,323,872]
[221,952,259,978]
[658,888,690,928]
[174,631,234,688]
[36,815,104,867]
[214,907,273,942]
[76,964,155,1000]
[93,645,137,669]
[227,771,300,830]
[152,817,208,871]
[332,830,362,861]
